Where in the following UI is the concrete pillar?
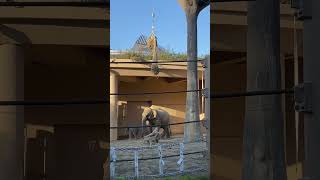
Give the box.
[303,0,320,178]
[110,70,118,141]
[0,44,24,180]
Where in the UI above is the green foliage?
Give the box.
[157,48,187,61]
[110,50,151,61]
[178,175,208,180]
[115,177,126,180]
[154,175,209,180]
[110,48,188,61]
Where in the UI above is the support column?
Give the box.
[0,44,24,180]
[242,0,287,180]
[177,0,209,143]
[303,0,320,178]
[110,70,118,141]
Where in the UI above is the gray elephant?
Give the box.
[141,107,171,139]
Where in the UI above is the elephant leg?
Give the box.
[131,128,136,139]
[133,129,136,139]
[164,127,170,139]
[136,128,141,139]
[129,128,133,140]
[141,127,144,137]
[136,128,139,139]
[134,128,139,139]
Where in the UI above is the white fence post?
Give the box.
[134,150,139,177]
[110,147,117,179]
[177,143,184,173]
[158,145,165,175]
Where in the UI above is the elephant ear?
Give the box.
[152,109,158,119]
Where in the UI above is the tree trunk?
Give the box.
[242,1,287,180]
[184,12,201,142]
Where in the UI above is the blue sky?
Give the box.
[110,0,210,57]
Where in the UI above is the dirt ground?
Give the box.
[110,135,209,179]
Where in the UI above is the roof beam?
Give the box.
[0,1,107,7]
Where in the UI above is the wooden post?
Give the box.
[177,0,209,143]
[302,0,320,178]
[242,0,287,180]
[0,44,24,180]
[280,54,287,164]
[204,57,211,177]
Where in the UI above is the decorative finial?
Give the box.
[151,8,156,35]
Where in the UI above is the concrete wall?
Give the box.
[211,61,303,180]
[24,45,108,125]
[118,77,205,135]
[53,125,107,180]
[22,45,108,180]
[212,62,246,180]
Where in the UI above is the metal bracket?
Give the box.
[201,118,209,129]
[294,82,312,113]
[201,59,207,68]
[202,88,209,98]
[299,177,316,180]
[291,0,312,20]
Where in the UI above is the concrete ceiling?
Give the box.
[0,6,108,46]
[211,2,303,55]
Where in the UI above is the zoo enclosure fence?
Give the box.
[109,140,208,180]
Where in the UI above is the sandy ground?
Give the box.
[110,135,209,179]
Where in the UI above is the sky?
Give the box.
[110,0,210,57]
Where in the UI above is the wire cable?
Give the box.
[110,89,203,96]
[211,88,294,99]
[113,150,206,162]
[110,120,202,129]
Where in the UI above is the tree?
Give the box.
[177,0,209,142]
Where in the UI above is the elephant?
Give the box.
[141,107,171,139]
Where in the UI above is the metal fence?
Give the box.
[109,140,208,180]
